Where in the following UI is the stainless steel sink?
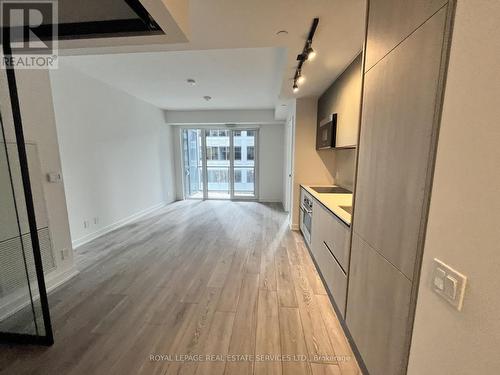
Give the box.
[310,186,352,194]
[339,205,353,214]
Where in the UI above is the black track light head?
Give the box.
[306,46,316,60]
[297,53,307,61]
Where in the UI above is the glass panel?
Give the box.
[0,92,52,343]
[182,129,203,199]
[205,129,230,199]
[0,117,44,336]
[183,128,257,201]
[233,130,256,197]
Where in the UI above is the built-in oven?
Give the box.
[300,192,313,245]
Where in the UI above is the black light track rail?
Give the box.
[293,17,319,92]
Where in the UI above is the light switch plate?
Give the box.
[433,267,446,290]
[432,258,467,311]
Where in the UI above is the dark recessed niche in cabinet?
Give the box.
[316,113,337,150]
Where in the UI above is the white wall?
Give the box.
[50,63,176,246]
[282,110,294,213]
[172,126,184,201]
[0,68,77,291]
[258,124,284,203]
[407,1,500,374]
[164,109,281,125]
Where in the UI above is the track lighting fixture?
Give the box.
[306,46,316,60]
[297,69,305,84]
[292,18,319,92]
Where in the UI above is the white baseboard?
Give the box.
[45,266,79,293]
[0,266,79,322]
[258,199,283,203]
[72,201,167,249]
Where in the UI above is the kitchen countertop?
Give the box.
[301,184,353,226]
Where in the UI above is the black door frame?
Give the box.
[0,27,54,346]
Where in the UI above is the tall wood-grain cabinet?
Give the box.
[346,1,455,374]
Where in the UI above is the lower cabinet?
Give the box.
[346,233,412,375]
[314,200,350,271]
[311,200,349,317]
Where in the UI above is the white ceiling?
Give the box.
[63,47,286,110]
[61,0,366,113]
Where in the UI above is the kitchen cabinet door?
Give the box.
[314,203,350,272]
[310,200,324,264]
[346,234,412,375]
[310,201,349,316]
[353,7,448,279]
[317,54,363,149]
[315,241,347,317]
[365,0,447,70]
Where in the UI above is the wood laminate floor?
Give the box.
[0,200,361,375]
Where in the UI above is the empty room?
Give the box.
[0,1,499,375]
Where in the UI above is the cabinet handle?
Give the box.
[323,241,346,275]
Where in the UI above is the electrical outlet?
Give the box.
[432,258,467,311]
[47,172,62,183]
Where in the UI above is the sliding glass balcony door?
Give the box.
[182,129,204,199]
[205,130,231,199]
[182,128,258,200]
[233,130,257,198]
